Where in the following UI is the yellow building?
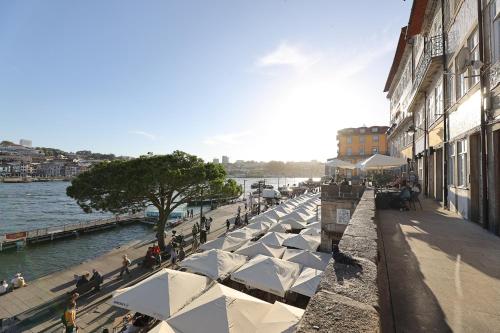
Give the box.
[336,126,389,178]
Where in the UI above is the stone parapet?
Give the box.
[297,189,380,333]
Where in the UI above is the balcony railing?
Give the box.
[401,34,443,112]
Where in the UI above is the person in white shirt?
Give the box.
[11,273,27,289]
[0,280,8,294]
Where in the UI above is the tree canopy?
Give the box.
[67,151,238,248]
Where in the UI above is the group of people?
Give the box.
[142,243,162,269]
[0,272,27,295]
[168,230,186,267]
[186,209,194,218]
[75,269,103,291]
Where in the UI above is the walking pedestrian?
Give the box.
[238,206,241,215]
[62,301,78,333]
[226,219,230,232]
[244,213,248,225]
[207,217,212,233]
[119,255,131,277]
[170,245,177,267]
[244,202,247,210]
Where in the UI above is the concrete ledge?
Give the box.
[318,257,378,310]
[296,291,380,333]
[298,189,379,332]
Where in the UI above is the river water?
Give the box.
[0,177,314,281]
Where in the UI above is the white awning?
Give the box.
[179,249,247,280]
[227,227,259,239]
[290,267,324,297]
[268,222,292,233]
[326,158,356,170]
[112,269,211,320]
[281,211,314,224]
[246,220,272,235]
[282,234,321,251]
[357,153,407,170]
[250,214,278,224]
[199,235,247,252]
[231,255,301,297]
[235,241,286,259]
[257,232,294,247]
[282,249,330,270]
[255,302,305,333]
[166,283,272,333]
[147,321,176,333]
[299,227,321,236]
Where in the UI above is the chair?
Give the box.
[410,191,422,210]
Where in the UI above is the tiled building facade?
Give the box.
[385,0,500,234]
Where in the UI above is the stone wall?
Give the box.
[297,189,379,333]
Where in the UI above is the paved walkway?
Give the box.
[378,199,500,333]
[0,202,248,332]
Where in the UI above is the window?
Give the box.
[347,136,352,144]
[468,29,480,87]
[418,159,424,183]
[372,135,379,142]
[372,147,378,154]
[457,140,468,186]
[359,135,365,143]
[490,0,500,63]
[359,147,365,155]
[455,56,467,100]
[448,143,455,185]
[360,128,366,134]
[435,81,443,118]
[347,147,352,156]
[371,127,378,133]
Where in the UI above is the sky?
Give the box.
[0,0,412,162]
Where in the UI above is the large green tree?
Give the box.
[67,151,235,249]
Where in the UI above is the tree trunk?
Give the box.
[156,210,167,250]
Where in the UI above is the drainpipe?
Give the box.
[477,0,489,229]
[424,91,428,196]
[441,0,448,208]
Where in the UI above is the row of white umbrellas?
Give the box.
[113,269,305,333]
[327,153,408,170]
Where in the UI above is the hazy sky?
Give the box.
[0,1,411,162]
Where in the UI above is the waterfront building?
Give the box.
[330,126,389,179]
[222,155,229,164]
[385,0,500,234]
[213,158,220,164]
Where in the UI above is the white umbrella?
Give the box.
[263,209,288,221]
[290,267,324,297]
[279,219,307,230]
[326,158,356,170]
[250,214,277,224]
[147,321,176,333]
[281,211,313,224]
[235,241,286,259]
[228,227,259,240]
[357,153,407,170]
[167,283,271,333]
[294,206,315,216]
[257,232,294,247]
[299,227,321,236]
[112,269,211,320]
[282,249,330,270]
[305,221,320,229]
[199,235,247,252]
[283,234,321,251]
[273,205,293,215]
[179,249,247,280]
[246,220,272,235]
[255,301,304,333]
[268,222,292,233]
[231,255,301,297]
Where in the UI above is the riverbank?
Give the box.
[0,202,245,332]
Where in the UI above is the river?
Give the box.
[0,177,314,281]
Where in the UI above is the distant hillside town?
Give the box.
[213,156,325,178]
[0,139,131,180]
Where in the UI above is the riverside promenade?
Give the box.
[379,199,500,332]
[0,202,246,333]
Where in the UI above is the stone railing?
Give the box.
[297,189,379,333]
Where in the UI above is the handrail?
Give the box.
[0,213,143,243]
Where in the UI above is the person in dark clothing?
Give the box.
[226,219,230,232]
[244,213,248,225]
[76,273,89,288]
[89,269,103,291]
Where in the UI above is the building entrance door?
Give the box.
[493,130,500,235]
[429,153,435,198]
[470,134,481,224]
